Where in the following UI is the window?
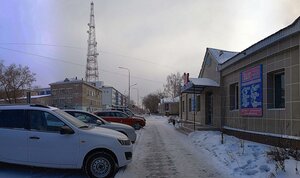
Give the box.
[267,70,285,108]
[0,110,26,129]
[72,112,95,123]
[188,98,192,112]
[230,83,239,110]
[115,112,128,118]
[182,100,185,112]
[206,57,211,66]
[196,95,201,111]
[29,110,66,132]
[165,104,169,111]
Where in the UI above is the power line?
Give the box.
[0,42,178,70]
[0,46,165,84]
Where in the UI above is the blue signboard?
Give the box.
[240,64,263,116]
[192,97,196,111]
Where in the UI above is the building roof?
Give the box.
[207,48,239,64]
[181,78,220,93]
[189,78,219,87]
[20,94,51,99]
[220,16,300,70]
[49,78,100,90]
[160,96,180,104]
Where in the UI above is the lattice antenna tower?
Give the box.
[85,1,99,82]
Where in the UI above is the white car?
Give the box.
[64,109,137,143]
[0,104,133,178]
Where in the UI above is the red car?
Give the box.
[94,110,145,130]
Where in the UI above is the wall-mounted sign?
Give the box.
[192,97,196,111]
[240,65,263,117]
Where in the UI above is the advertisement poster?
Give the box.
[240,65,263,116]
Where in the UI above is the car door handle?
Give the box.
[29,136,40,140]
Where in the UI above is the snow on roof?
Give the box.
[207,48,238,64]
[49,78,100,90]
[18,94,51,99]
[189,78,220,87]
[161,96,180,103]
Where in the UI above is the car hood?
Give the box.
[132,116,146,121]
[85,126,128,140]
[105,122,134,130]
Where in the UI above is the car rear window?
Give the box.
[0,110,26,129]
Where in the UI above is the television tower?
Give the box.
[85,1,99,82]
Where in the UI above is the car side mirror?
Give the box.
[60,126,74,135]
[96,120,102,125]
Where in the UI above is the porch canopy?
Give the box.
[181,78,220,94]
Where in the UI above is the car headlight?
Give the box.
[118,138,131,145]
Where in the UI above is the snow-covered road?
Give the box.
[116,115,229,178]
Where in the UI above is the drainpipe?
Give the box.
[180,95,182,121]
[194,85,196,131]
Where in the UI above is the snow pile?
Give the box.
[189,131,300,178]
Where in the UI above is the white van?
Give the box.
[0,105,133,178]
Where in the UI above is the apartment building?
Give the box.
[50,78,101,112]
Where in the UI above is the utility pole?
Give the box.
[118,67,131,107]
[85,1,99,82]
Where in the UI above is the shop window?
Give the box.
[165,103,169,111]
[196,95,201,111]
[205,57,211,66]
[267,70,285,108]
[188,98,192,112]
[230,83,239,110]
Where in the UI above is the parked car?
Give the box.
[111,107,146,122]
[64,109,137,143]
[0,104,133,178]
[94,110,145,130]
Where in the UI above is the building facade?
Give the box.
[50,78,101,112]
[101,86,127,109]
[158,97,180,116]
[181,17,300,147]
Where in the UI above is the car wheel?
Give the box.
[132,123,141,130]
[84,152,116,178]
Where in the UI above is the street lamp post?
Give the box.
[118,67,130,107]
[132,88,139,107]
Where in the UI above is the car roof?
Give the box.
[63,109,88,113]
[96,110,122,113]
[64,109,100,115]
[96,110,130,115]
[0,104,57,110]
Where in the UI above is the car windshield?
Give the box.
[89,112,109,124]
[125,110,134,116]
[54,109,89,129]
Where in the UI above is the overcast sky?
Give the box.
[0,0,299,103]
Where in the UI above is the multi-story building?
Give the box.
[101,86,127,109]
[181,16,300,148]
[50,78,101,112]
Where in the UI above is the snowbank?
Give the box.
[188,131,300,178]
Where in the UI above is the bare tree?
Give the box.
[163,72,182,99]
[156,89,167,99]
[0,61,36,103]
[142,92,161,113]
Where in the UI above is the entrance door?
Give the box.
[205,92,213,125]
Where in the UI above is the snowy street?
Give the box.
[116,115,227,178]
